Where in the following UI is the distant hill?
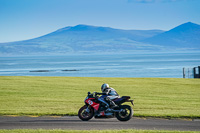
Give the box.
[0,22,199,56]
[142,22,200,49]
[0,25,164,55]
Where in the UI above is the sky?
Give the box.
[0,0,200,43]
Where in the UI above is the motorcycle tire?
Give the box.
[116,105,133,121]
[78,105,94,121]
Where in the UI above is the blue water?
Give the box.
[0,52,200,78]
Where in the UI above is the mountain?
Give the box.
[0,25,164,55]
[142,22,200,49]
[0,22,200,56]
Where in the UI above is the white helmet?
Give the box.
[101,83,109,92]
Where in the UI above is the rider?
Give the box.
[99,83,119,108]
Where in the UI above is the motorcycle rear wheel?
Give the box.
[116,105,133,121]
[78,105,94,121]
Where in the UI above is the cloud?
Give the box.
[127,0,186,3]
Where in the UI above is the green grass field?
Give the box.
[0,129,200,133]
[0,76,200,118]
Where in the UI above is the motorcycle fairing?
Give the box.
[85,98,100,111]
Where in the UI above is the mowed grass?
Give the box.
[0,129,200,133]
[0,76,200,118]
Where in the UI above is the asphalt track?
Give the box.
[0,116,200,131]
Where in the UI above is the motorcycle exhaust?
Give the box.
[95,112,114,118]
[112,109,123,112]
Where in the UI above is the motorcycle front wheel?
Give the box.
[78,105,94,121]
[116,105,133,121]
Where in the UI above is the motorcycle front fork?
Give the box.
[85,106,91,113]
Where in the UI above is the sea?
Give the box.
[0,52,200,78]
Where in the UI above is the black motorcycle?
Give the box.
[78,92,134,121]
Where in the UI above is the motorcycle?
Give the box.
[78,92,134,121]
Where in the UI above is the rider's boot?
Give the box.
[109,100,118,108]
[105,97,118,109]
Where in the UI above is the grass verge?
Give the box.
[0,76,200,119]
[0,129,200,133]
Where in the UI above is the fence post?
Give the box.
[193,67,196,78]
[198,66,200,78]
[183,68,185,78]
